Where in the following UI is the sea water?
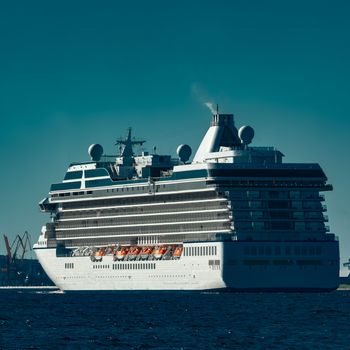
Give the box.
[0,290,350,349]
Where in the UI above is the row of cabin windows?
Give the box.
[242,259,324,266]
[231,201,323,210]
[229,190,322,200]
[236,221,325,231]
[216,180,324,187]
[183,246,217,257]
[56,212,227,230]
[243,246,323,256]
[235,211,324,220]
[112,263,156,270]
[64,263,74,269]
[52,184,169,198]
[107,185,166,193]
[61,191,218,210]
[93,265,110,269]
[53,191,93,198]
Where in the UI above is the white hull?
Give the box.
[35,241,339,292]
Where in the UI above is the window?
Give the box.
[289,191,300,199]
[268,191,279,199]
[270,222,292,230]
[64,171,83,180]
[247,190,260,199]
[268,200,289,209]
[270,211,290,219]
[208,260,221,270]
[85,169,109,178]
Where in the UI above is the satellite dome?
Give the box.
[238,126,255,145]
[177,144,192,163]
[88,144,104,161]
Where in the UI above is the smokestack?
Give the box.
[193,112,242,163]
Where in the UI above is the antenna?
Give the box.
[216,104,219,114]
[115,128,146,157]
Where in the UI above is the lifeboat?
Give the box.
[128,246,142,260]
[94,248,105,262]
[173,246,183,258]
[115,247,129,261]
[140,246,154,260]
[153,246,168,260]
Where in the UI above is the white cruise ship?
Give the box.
[34,111,339,291]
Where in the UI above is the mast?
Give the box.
[115,128,146,157]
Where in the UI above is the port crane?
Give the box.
[1,232,33,285]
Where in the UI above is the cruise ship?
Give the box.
[34,110,340,291]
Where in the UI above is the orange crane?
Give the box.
[1,232,32,278]
[4,234,12,260]
[2,235,12,272]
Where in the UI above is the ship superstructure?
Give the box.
[34,112,339,291]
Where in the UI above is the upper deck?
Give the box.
[44,112,331,199]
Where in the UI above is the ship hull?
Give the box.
[34,240,339,292]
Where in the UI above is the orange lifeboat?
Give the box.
[153,246,168,260]
[173,246,183,258]
[115,247,129,261]
[94,248,105,262]
[140,246,153,260]
[128,246,142,260]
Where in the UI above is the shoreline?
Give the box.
[0,286,58,290]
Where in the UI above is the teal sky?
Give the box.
[0,0,349,265]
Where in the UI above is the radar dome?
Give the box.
[177,144,192,163]
[238,126,255,145]
[88,144,104,161]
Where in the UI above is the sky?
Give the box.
[0,0,349,266]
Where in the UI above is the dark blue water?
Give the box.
[1,290,350,349]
